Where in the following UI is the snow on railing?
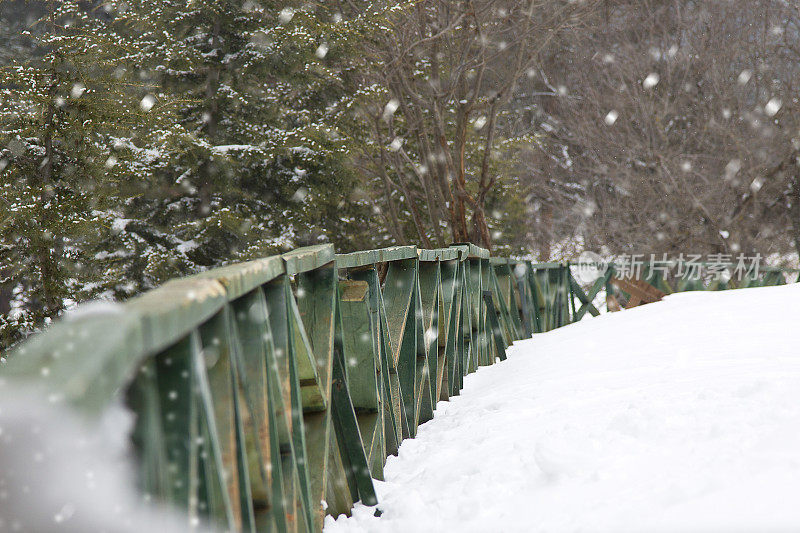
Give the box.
[0,243,576,532]
[3,244,796,531]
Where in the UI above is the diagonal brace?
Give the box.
[572,269,613,321]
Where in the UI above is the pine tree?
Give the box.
[0,0,396,349]
[112,0,375,281]
[0,1,164,348]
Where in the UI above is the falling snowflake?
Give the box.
[383,99,400,121]
[70,83,86,98]
[643,73,660,89]
[737,70,752,85]
[140,95,156,112]
[388,137,403,152]
[765,98,782,117]
[278,7,294,23]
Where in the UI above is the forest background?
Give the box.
[2,0,799,348]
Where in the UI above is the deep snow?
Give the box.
[325,283,800,532]
[0,389,215,532]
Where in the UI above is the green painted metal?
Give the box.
[482,290,507,362]
[568,260,796,313]
[5,245,796,531]
[21,246,795,532]
[569,276,601,319]
[573,267,613,322]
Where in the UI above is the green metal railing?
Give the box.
[600,260,796,310]
[0,244,577,532]
[2,245,797,531]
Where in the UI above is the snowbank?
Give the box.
[325,284,800,532]
[0,388,217,532]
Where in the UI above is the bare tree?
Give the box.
[352,0,599,251]
[532,0,800,261]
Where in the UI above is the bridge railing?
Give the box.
[4,246,796,531]
[580,260,797,312]
[1,244,577,532]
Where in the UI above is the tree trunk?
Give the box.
[31,0,64,318]
[451,115,470,242]
[470,204,493,250]
[376,142,407,245]
[541,203,553,260]
[789,174,800,261]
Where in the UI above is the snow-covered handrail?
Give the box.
[4,243,796,531]
[1,243,576,532]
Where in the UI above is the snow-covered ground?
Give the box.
[325,283,800,532]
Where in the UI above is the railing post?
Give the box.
[517,277,533,338]
[481,290,507,361]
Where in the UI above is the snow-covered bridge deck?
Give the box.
[326,284,800,532]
